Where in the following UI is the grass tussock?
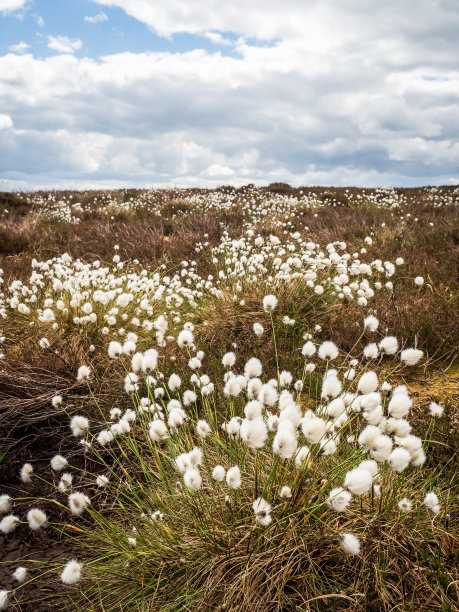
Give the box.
[0,184,457,612]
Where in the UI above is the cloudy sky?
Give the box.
[0,0,458,190]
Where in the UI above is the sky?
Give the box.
[0,0,458,190]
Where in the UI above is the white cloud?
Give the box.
[36,15,44,26]
[0,113,13,129]
[203,32,233,46]
[0,0,28,14]
[47,35,83,55]
[1,1,459,188]
[84,12,108,24]
[9,41,30,53]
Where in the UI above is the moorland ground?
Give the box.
[0,184,458,611]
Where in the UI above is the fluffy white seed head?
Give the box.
[253,322,264,336]
[61,560,82,585]
[77,365,91,381]
[28,508,47,530]
[226,466,242,489]
[70,415,89,437]
[387,447,411,472]
[363,343,379,360]
[240,418,268,448]
[20,462,33,483]
[222,352,236,368]
[429,402,444,417]
[51,455,68,471]
[263,294,278,313]
[398,498,413,512]
[301,341,316,357]
[273,423,298,458]
[424,491,440,514]
[68,492,91,515]
[244,357,263,379]
[378,336,398,355]
[13,567,27,582]
[358,371,378,395]
[340,533,360,555]
[370,435,393,462]
[318,341,339,361]
[108,341,123,359]
[344,468,372,496]
[321,375,342,400]
[0,495,11,513]
[212,465,226,482]
[328,487,352,511]
[196,419,212,438]
[388,393,412,418]
[280,486,292,499]
[400,348,423,366]
[302,416,326,444]
[0,515,20,534]
[184,468,202,491]
[364,315,379,332]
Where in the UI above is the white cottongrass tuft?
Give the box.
[262,294,278,313]
[400,348,423,366]
[280,486,292,499]
[0,515,20,534]
[222,352,236,368]
[318,341,339,360]
[414,276,424,286]
[13,567,27,583]
[20,462,33,483]
[0,494,11,513]
[364,315,379,331]
[378,336,398,355]
[424,491,440,515]
[184,468,202,491]
[196,419,212,438]
[51,455,68,471]
[328,488,352,512]
[388,392,412,418]
[68,492,91,515]
[28,508,47,530]
[108,341,123,359]
[363,343,379,359]
[0,591,8,611]
[77,365,91,381]
[212,465,226,482]
[340,533,360,555]
[96,475,109,488]
[226,466,242,489]
[387,447,411,473]
[253,322,264,336]
[51,395,63,407]
[244,357,262,379]
[398,498,413,513]
[301,341,316,357]
[61,559,82,585]
[357,371,378,394]
[177,329,194,348]
[344,468,372,496]
[70,415,89,437]
[273,425,297,459]
[149,419,168,441]
[240,418,268,448]
[301,415,326,444]
[429,402,444,417]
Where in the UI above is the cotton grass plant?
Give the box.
[1,296,455,611]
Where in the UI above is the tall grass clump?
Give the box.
[1,297,456,611]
